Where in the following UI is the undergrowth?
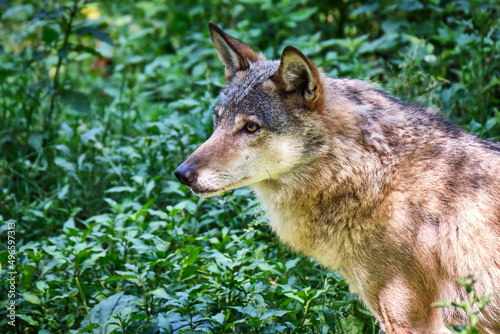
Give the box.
[0,0,499,333]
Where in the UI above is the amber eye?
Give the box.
[246,123,259,132]
[214,113,219,122]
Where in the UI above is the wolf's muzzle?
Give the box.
[174,164,198,187]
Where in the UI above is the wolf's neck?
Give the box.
[250,153,390,268]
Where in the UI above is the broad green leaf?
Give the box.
[284,293,305,304]
[35,281,48,292]
[60,90,91,114]
[77,26,116,46]
[77,324,100,333]
[260,309,289,320]
[57,184,69,199]
[212,312,225,324]
[54,157,75,173]
[289,7,317,21]
[103,275,138,282]
[105,186,136,193]
[22,293,41,305]
[183,247,201,267]
[42,26,59,44]
[17,314,39,326]
[149,288,170,299]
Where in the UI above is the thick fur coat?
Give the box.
[175,23,500,333]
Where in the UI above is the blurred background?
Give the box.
[0,0,499,333]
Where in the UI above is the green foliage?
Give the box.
[0,0,499,333]
[433,275,497,334]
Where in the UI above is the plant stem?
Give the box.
[75,270,94,334]
[46,0,80,141]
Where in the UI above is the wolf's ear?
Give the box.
[208,22,261,80]
[274,46,324,111]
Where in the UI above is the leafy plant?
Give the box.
[433,274,497,334]
[0,0,499,333]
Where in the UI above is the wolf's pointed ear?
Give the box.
[274,46,324,111]
[208,22,261,80]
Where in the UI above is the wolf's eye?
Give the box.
[214,113,219,122]
[245,123,259,132]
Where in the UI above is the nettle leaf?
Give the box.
[22,293,41,305]
[284,293,305,304]
[78,293,140,333]
[105,186,136,193]
[261,309,289,320]
[135,199,156,221]
[432,300,453,307]
[212,312,225,325]
[183,247,202,267]
[17,314,39,326]
[57,184,69,199]
[77,323,100,333]
[149,288,170,299]
[77,26,116,46]
[42,26,59,44]
[72,44,104,57]
[54,157,75,173]
[103,274,138,282]
[60,90,91,114]
[290,7,318,22]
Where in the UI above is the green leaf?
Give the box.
[21,264,36,286]
[54,157,75,173]
[129,313,148,321]
[103,275,138,282]
[72,44,104,57]
[432,300,453,307]
[22,293,41,305]
[260,309,289,320]
[134,199,156,221]
[105,186,136,193]
[145,179,156,198]
[35,281,49,293]
[149,288,170,299]
[212,312,225,324]
[57,184,69,200]
[183,247,201,267]
[77,323,100,333]
[284,293,305,304]
[17,314,39,326]
[399,1,424,11]
[42,26,59,44]
[60,90,91,114]
[77,26,116,46]
[289,8,318,21]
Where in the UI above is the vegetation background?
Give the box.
[0,0,499,333]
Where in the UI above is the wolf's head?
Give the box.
[174,22,328,197]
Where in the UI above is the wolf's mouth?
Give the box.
[190,176,251,198]
[190,187,225,198]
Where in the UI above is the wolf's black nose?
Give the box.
[174,165,197,186]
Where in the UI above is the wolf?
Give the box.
[174,22,500,333]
